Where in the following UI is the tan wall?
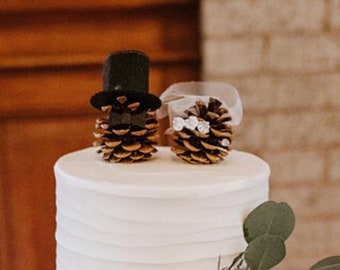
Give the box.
[201,0,340,269]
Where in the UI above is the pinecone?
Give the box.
[93,95,158,163]
[170,97,233,164]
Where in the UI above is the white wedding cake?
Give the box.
[54,147,270,270]
[54,51,270,270]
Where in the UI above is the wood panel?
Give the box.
[0,60,199,118]
[3,116,95,269]
[0,0,196,11]
[0,1,200,269]
[0,3,198,69]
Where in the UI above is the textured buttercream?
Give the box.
[55,147,270,270]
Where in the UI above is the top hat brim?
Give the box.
[90,90,161,112]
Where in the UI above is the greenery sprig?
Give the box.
[219,201,340,270]
[309,256,340,270]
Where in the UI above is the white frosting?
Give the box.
[55,147,270,270]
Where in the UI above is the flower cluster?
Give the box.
[172,116,210,134]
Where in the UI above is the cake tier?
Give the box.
[54,147,270,270]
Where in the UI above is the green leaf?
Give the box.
[245,234,286,270]
[309,256,340,270]
[243,201,295,243]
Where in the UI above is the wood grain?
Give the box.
[0,1,200,269]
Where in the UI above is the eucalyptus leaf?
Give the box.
[243,201,295,243]
[309,256,340,270]
[245,234,286,270]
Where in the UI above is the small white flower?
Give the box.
[221,138,230,147]
[173,117,186,131]
[197,121,210,134]
[184,116,199,130]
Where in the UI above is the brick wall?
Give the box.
[201,0,340,269]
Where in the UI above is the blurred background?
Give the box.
[0,1,339,270]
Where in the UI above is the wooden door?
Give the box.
[0,1,200,269]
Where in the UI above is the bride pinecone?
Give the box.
[171,98,233,164]
[93,95,158,163]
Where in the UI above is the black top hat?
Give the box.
[90,50,161,112]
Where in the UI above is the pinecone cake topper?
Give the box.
[90,51,161,163]
[157,82,242,164]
